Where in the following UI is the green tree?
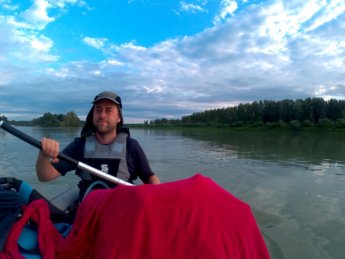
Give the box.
[63,111,82,127]
[149,97,345,129]
[326,99,341,121]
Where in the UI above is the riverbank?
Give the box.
[126,123,345,132]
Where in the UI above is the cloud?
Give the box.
[83,37,108,49]
[51,0,88,9]
[0,15,58,67]
[0,0,19,11]
[1,0,345,122]
[214,0,238,24]
[179,1,208,14]
[0,0,91,84]
[82,1,345,110]
[19,0,55,30]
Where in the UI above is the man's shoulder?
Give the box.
[119,128,138,146]
[126,136,139,146]
[65,136,85,149]
[74,136,86,144]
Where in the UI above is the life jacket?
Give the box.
[76,131,131,194]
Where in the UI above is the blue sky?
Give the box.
[0,0,344,123]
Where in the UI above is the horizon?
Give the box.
[3,95,342,123]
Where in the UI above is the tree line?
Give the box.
[148,97,345,129]
[1,111,83,127]
[2,97,345,129]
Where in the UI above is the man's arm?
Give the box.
[35,137,61,182]
[128,138,161,184]
[148,174,161,184]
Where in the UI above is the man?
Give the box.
[36,90,160,200]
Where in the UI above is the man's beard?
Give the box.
[94,122,116,135]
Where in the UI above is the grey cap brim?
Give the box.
[92,97,121,105]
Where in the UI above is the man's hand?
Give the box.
[40,137,60,163]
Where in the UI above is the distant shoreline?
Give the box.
[3,121,345,132]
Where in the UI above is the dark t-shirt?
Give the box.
[53,136,155,184]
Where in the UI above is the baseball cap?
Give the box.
[92,91,122,108]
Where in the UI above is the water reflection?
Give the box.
[178,129,345,165]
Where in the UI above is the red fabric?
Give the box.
[1,174,270,259]
[0,199,62,259]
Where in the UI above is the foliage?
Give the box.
[10,111,83,127]
[150,97,345,129]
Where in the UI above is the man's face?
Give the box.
[93,99,121,135]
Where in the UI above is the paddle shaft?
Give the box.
[0,120,133,186]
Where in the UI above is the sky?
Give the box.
[0,0,344,123]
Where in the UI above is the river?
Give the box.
[0,126,344,259]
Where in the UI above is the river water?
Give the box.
[0,126,344,259]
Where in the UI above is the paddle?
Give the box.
[0,120,133,186]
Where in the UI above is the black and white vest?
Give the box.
[78,132,130,182]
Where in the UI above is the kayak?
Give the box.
[0,177,76,251]
[0,174,271,259]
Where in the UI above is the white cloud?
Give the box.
[0,16,58,67]
[83,37,107,49]
[19,0,55,30]
[0,0,91,87]
[0,0,19,11]
[214,0,238,24]
[179,1,207,14]
[30,35,53,52]
[304,0,345,31]
[103,59,123,66]
[51,0,87,9]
